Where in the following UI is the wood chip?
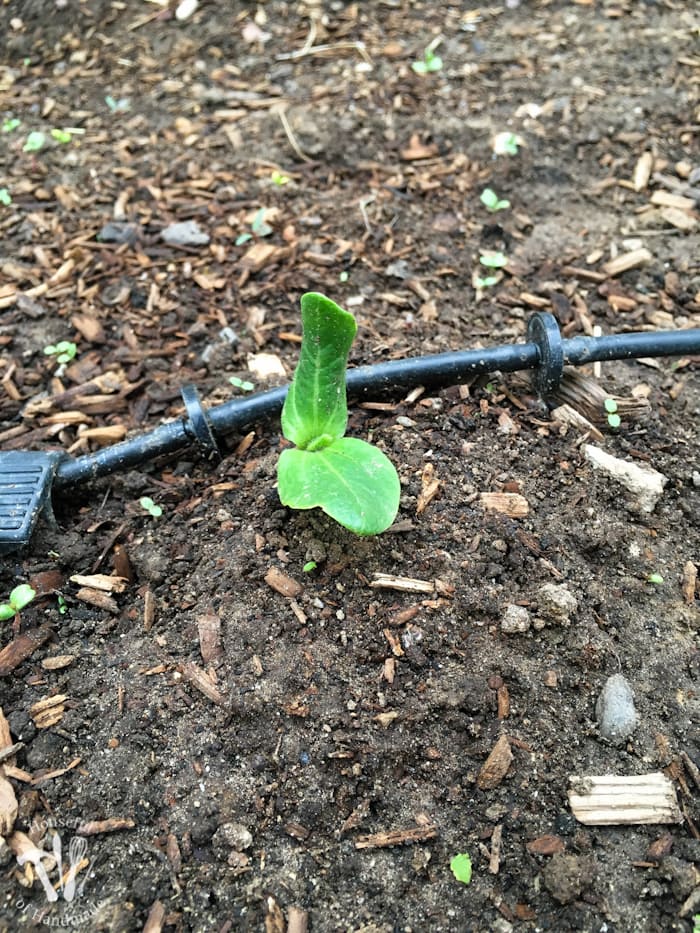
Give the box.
[239,242,286,273]
[179,661,227,706]
[0,770,18,835]
[602,248,652,277]
[264,566,303,598]
[74,587,120,613]
[633,151,653,191]
[568,772,682,825]
[77,817,136,835]
[30,756,81,785]
[143,900,166,933]
[30,694,67,729]
[659,206,697,232]
[479,492,529,518]
[477,734,513,789]
[682,561,698,605]
[551,403,604,442]
[197,614,223,664]
[0,708,13,756]
[40,655,76,671]
[287,906,309,933]
[489,823,503,874]
[0,625,53,676]
[69,573,127,593]
[370,573,435,593]
[650,190,696,211]
[355,823,438,849]
[526,834,566,855]
[416,463,441,514]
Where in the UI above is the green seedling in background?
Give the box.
[277,293,400,535]
[339,271,349,283]
[139,497,163,518]
[50,128,72,144]
[236,207,273,245]
[57,595,68,615]
[303,561,317,573]
[412,45,443,74]
[480,188,511,212]
[0,189,11,207]
[693,914,700,933]
[271,170,290,186]
[493,131,520,156]
[23,131,46,153]
[474,275,499,289]
[105,95,131,113]
[647,573,664,585]
[0,584,37,621]
[229,376,255,392]
[44,341,77,364]
[604,397,621,429]
[2,118,21,133]
[450,852,473,885]
[479,252,507,269]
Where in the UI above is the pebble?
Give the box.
[536,583,578,626]
[542,852,597,904]
[212,822,253,852]
[584,444,667,513]
[596,673,638,744]
[161,220,210,246]
[500,603,531,634]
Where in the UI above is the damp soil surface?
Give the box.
[1,2,700,931]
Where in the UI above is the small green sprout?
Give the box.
[57,595,68,615]
[2,118,21,133]
[692,913,700,933]
[50,128,72,144]
[43,341,77,364]
[23,131,46,153]
[604,398,621,429]
[105,95,131,114]
[271,170,290,186]
[0,188,12,207]
[139,497,163,518]
[229,376,255,392]
[480,188,511,212]
[647,573,664,585]
[339,271,349,283]
[493,131,520,156]
[474,275,499,289]
[303,560,317,573]
[277,293,400,535]
[412,45,443,75]
[450,852,472,885]
[0,584,37,622]
[479,252,508,269]
[251,208,273,237]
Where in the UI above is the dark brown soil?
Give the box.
[1,2,699,931]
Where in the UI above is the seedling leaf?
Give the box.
[23,131,46,153]
[0,188,11,206]
[604,398,618,414]
[2,118,21,133]
[281,293,357,450]
[1,583,38,617]
[450,852,472,884]
[480,188,510,212]
[278,438,400,536]
[480,252,507,269]
[50,128,72,144]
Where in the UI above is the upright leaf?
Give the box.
[281,293,357,450]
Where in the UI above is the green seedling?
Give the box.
[139,497,163,518]
[480,252,508,269]
[271,170,290,186]
[229,376,255,392]
[493,131,520,156]
[303,560,317,573]
[57,595,68,615]
[105,95,131,114]
[50,128,72,144]
[43,341,77,364]
[480,188,511,212]
[2,118,21,133]
[23,131,46,153]
[450,852,472,885]
[474,275,499,289]
[235,208,273,245]
[647,573,664,585]
[412,46,443,75]
[339,271,349,283]
[693,914,700,933]
[0,584,37,621]
[0,188,11,207]
[277,293,400,536]
[604,397,621,429]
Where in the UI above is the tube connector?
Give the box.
[527,312,564,399]
[181,385,221,461]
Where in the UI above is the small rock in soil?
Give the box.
[212,822,253,853]
[536,583,578,626]
[542,852,597,904]
[501,603,531,633]
[161,220,210,246]
[98,221,140,245]
[584,444,667,514]
[595,673,638,744]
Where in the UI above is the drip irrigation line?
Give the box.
[52,313,700,491]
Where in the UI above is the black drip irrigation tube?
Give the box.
[1,311,699,553]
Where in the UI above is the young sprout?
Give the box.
[339,271,349,283]
[23,131,46,153]
[251,208,273,237]
[105,95,131,114]
[302,561,317,573]
[604,398,621,429]
[0,188,11,207]
[412,46,443,74]
[229,376,255,392]
[50,128,72,144]
[271,170,290,186]
[474,275,499,289]
[480,188,511,212]
[0,584,37,622]
[647,573,664,585]
[450,852,472,885]
[493,131,521,156]
[2,118,21,133]
[139,497,163,518]
[44,341,77,364]
[277,293,400,535]
[57,595,68,615]
[479,251,508,269]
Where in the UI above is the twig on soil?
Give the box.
[0,625,53,677]
[276,40,372,66]
[275,107,313,163]
[77,817,136,836]
[355,823,438,849]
